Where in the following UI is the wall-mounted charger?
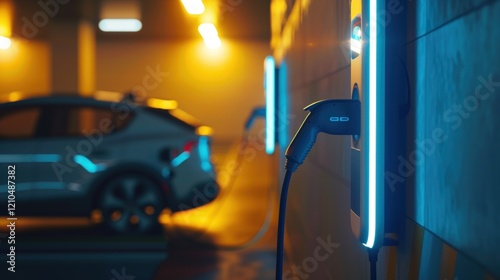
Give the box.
[350,0,408,250]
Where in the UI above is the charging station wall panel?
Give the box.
[350,0,408,249]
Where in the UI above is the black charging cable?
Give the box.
[368,248,379,280]
[275,169,293,280]
[275,99,360,280]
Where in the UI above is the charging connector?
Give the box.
[276,99,360,280]
[285,99,360,172]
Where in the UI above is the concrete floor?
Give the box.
[0,140,280,280]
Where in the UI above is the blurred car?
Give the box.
[0,93,219,234]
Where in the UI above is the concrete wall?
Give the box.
[0,40,51,95]
[275,0,500,278]
[96,39,270,144]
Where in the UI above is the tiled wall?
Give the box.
[274,0,500,279]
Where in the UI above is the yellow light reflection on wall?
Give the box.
[0,0,13,50]
[0,0,13,37]
[181,0,205,15]
[146,98,178,110]
[8,91,23,102]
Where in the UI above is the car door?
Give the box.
[0,105,43,215]
[34,103,129,215]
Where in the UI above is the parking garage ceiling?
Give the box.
[11,0,271,41]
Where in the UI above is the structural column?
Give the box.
[50,19,95,95]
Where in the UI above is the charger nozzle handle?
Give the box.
[285,99,360,172]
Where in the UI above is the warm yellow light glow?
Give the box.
[8,91,23,102]
[181,0,205,14]
[0,1,13,38]
[196,125,214,136]
[204,36,221,49]
[198,23,222,49]
[271,0,312,63]
[0,35,11,50]
[169,108,201,127]
[147,98,178,110]
[198,23,217,37]
[195,40,229,64]
[94,91,124,102]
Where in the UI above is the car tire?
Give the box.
[97,174,165,235]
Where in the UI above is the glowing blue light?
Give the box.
[353,26,362,40]
[33,154,61,162]
[171,152,190,167]
[73,155,106,173]
[364,0,378,249]
[0,182,65,192]
[278,62,289,149]
[34,182,65,190]
[0,154,61,163]
[198,136,212,172]
[265,56,276,155]
[162,167,170,178]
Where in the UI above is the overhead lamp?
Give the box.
[198,23,221,49]
[0,35,11,50]
[99,19,142,32]
[99,0,142,32]
[181,0,205,15]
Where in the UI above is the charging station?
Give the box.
[350,0,408,249]
[275,1,409,278]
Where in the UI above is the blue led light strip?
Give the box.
[265,56,276,155]
[364,0,378,249]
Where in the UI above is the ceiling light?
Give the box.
[181,0,205,15]
[198,23,221,49]
[99,0,142,32]
[99,19,142,32]
[0,35,11,49]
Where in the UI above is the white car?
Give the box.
[0,94,219,233]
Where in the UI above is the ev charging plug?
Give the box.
[285,99,360,172]
[276,98,361,280]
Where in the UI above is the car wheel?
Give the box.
[98,174,165,234]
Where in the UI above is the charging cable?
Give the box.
[368,248,379,280]
[276,99,360,280]
[244,106,266,131]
